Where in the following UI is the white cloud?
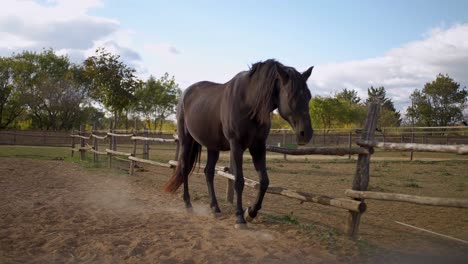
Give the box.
[0,0,139,64]
[309,24,468,111]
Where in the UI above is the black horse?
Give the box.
[164,59,313,228]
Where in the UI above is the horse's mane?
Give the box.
[247,59,284,124]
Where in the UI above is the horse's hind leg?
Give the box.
[246,144,269,221]
[181,136,201,210]
[204,149,221,216]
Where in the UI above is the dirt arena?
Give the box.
[1,157,467,263]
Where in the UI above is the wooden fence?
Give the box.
[69,102,468,239]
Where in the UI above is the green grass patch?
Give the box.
[356,239,377,255]
[405,178,421,188]
[440,169,452,176]
[0,145,70,160]
[264,212,299,225]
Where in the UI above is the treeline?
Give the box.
[1,48,466,131]
[272,75,467,131]
[271,86,402,131]
[0,48,180,131]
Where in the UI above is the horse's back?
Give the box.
[179,81,230,150]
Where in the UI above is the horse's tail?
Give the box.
[163,140,202,193]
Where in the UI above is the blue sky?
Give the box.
[92,0,467,63]
[1,0,468,112]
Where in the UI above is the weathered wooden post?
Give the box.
[347,101,380,239]
[130,120,137,176]
[143,126,149,159]
[92,122,97,163]
[410,129,415,161]
[71,129,75,158]
[108,121,113,168]
[79,125,85,161]
[282,130,287,160]
[348,132,352,160]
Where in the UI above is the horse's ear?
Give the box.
[276,64,289,85]
[302,66,314,80]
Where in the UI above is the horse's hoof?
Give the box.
[234,223,248,229]
[244,207,254,222]
[185,207,194,213]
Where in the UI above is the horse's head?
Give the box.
[276,65,314,145]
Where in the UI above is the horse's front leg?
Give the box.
[229,140,246,228]
[245,144,269,222]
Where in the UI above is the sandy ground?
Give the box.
[0,158,336,264]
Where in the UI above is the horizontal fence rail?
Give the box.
[357,140,468,155]
[266,145,369,155]
[345,190,468,209]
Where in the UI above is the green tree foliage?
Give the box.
[84,48,140,127]
[134,74,181,130]
[6,50,88,130]
[406,74,467,126]
[335,88,367,127]
[336,88,361,104]
[366,86,401,127]
[309,96,349,131]
[0,57,25,128]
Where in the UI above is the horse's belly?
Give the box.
[186,119,230,151]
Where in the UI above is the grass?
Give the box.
[0,145,70,160]
[405,178,421,188]
[356,239,377,255]
[263,212,299,225]
[440,169,452,176]
[263,212,341,246]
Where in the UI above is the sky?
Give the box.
[1,0,468,113]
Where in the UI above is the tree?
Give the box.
[134,74,181,131]
[366,86,401,127]
[84,48,140,127]
[11,49,88,130]
[309,96,348,132]
[335,88,366,127]
[336,88,361,104]
[0,57,24,128]
[406,74,467,126]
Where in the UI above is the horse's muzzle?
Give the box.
[297,128,313,146]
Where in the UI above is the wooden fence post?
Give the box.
[79,125,85,161]
[348,132,352,160]
[144,126,149,159]
[71,129,75,158]
[92,122,97,163]
[282,130,287,160]
[410,129,415,161]
[108,121,113,168]
[346,101,380,239]
[130,122,137,175]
